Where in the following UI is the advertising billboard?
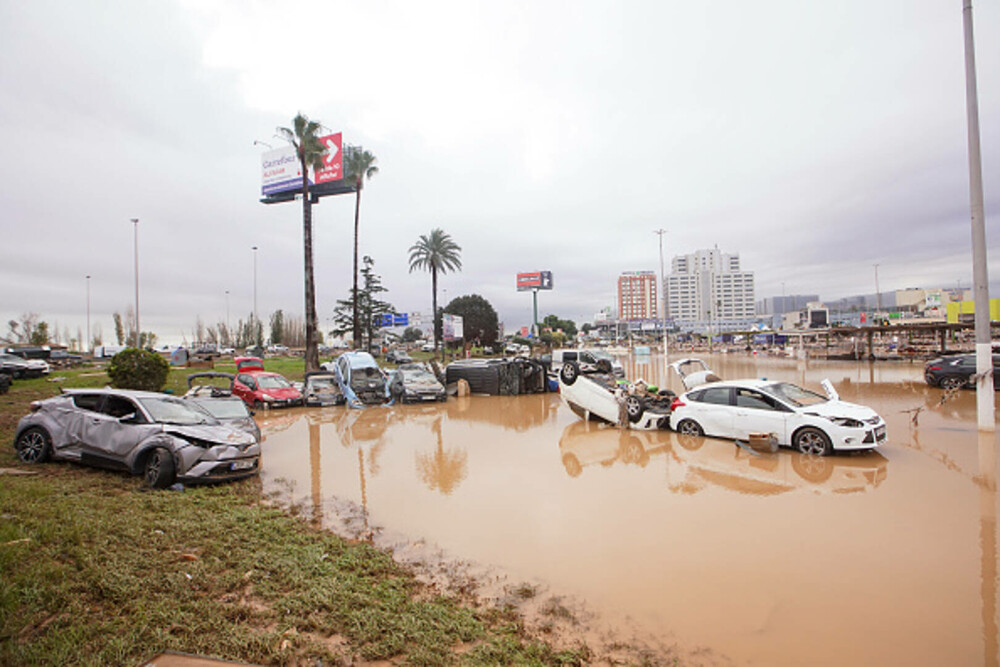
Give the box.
[261,132,342,196]
[516,271,553,291]
[442,314,464,341]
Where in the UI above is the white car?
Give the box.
[668,379,886,456]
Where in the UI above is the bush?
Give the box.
[106,348,169,391]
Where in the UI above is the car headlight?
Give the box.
[262,394,275,402]
[827,416,864,428]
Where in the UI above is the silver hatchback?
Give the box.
[13,388,260,488]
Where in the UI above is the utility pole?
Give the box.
[961,0,994,431]
[252,246,259,345]
[874,263,881,317]
[131,218,139,346]
[85,275,91,354]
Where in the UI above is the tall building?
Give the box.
[618,271,659,321]
[666,248,755,332]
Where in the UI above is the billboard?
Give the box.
[516,271,553,291]
[261,132,342,196]
[442,314,464,341]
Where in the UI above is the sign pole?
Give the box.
[532,288,538,338]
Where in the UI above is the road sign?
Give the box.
[392,313,409,327]
[314,133,342,184]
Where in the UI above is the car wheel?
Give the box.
[676,419,703,436]
[560,361,579,386]
[794,427,833,456]
[15,426,51,464]
[940,376,966,391]
[624,396,645,423]
[143,447,176,489]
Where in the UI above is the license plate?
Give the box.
[422,395,437,401]
[231,459,255,471]
[875,426,886,441]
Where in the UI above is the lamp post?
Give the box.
[251,246,259,344]
[225,290,230,342]
[86,275,91,354]
[655,229,668,364]
[131,218,139,346]
[961,0,994,431]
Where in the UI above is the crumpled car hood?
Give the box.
[164,423,257,446]
[406,379,443,392]
[803,400,880,422]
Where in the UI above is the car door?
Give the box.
[79,394,150,467]
[233,373,256,404]
[732,387,789,442]
[689,386,735,437]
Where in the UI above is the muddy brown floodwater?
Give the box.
[257,353,1000,666]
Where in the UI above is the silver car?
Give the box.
[13,388,261,487]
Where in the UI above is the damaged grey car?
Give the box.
[13,388,261,488]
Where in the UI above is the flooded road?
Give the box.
[257,353,1000,665]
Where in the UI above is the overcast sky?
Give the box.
[1,0,998,345]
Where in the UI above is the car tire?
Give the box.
[676,419,703,437]
[143,447,176,489]
[940,376,966,391]
[15,426,52,464]
[624,396,645,423]
[793,427,833,456]
[560,361,579,386]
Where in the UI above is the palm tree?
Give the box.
[408,229,462,359]
[276,112,327,372]
[344,146,379,347]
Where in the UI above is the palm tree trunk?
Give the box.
[302,160,319,372]
[432,267,440,362]
[352,184,363,347]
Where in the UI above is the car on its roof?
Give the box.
[13,388,260,487]
[923,353,1000,391]
[668,378,887,456]
[558,360,674,430]
[231,357,303,409]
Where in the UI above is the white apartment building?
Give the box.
[666,248,756,332]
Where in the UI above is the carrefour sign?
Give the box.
[261,133,342,196]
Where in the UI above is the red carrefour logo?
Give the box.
[314,132,342,184]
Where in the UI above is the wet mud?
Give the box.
[257,353,1000,666]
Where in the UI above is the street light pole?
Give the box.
[251,246,259,344]
[655,229,669,364]
[961,0,994,431]
[873,263,881,317]
[225,290,230,343]
[86,275,91,354]
[131,218,139,346]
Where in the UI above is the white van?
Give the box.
[551,349,624,377]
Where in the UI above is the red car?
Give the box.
[232,357,303,409]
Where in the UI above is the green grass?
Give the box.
[0,368,593,666]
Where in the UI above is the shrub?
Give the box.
[106,348,169,391]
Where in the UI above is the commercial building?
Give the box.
[666,248,756,333]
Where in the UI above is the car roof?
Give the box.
[683,379,776,393]
[62,387,175,400]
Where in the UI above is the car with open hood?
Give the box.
[300,371,345,407]
[668,378,886,456]
[183,373,261,442]
[231,357,303,408]
[13,388,260,487]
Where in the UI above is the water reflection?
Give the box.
[416,416,468,494]
[557,420,888,495]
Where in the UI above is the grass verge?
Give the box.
[0,369,591,666]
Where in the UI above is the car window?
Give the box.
[138,396,211,425]
[238,374,256,389]
[957,356,977,367]
[735,388,779,411]
[697,387,732,405]
[580,352,596,364]
[103,396,141,420]
[765,382,827,407]
[72,394,104,412]
[564,352,577,362]
[257,375,291,389]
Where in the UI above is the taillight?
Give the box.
[670,397,685,410]
[926,366,941,371]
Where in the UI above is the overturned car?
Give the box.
[558,361,674,430]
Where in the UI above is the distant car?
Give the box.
[0,353,48,378]
[924,353,1000,391]
[266,344,290,355]
[385,349,414,364]
[13,388,260,487]
[231,357,303,408]
[389,363,447,403]
[300,371,344,407]
[669,379,887,456]
[421,342,436,353]
[322,351,390,408]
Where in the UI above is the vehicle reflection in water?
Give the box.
[558,419,888,495]
[255,356,999,667]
